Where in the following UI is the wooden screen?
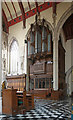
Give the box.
[34,78,53,89]
[30,61,53,90]
[6,74,25,91]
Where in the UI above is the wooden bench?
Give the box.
[2,89,34,115]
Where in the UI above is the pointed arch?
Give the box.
[9,37,19,75]
[9,37,19,52]
[56,5,73,40]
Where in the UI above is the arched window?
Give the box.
[10,40,18,74]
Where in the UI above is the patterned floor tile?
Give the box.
[0,97,72,119]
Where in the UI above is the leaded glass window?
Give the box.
[10,40,18,74]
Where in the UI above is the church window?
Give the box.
[10,40,18,74]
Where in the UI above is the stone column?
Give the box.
[52,2,58,91]
[53,32,58,91]
[24,40,29,91]
[24,40,27,74]
[0,1,2,97]
[7,46,10,75]
[71,39,73,95]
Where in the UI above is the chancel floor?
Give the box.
[0,97,72,120]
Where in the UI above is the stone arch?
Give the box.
[9,37,19,52]
[56,5,73,95]
[8,37,19,74]
[25,19,54,91]
[56,4,73,40]
[66,66,73,95]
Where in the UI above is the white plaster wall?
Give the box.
[40,7,53,25]
[65,40,72,95]
[60,29,73,95]
[2,32,8,83]
[65,40,71,73]
[60,29,66,50]
[71,39,73,94]
[56,2,71,26]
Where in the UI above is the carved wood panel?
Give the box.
[6,74,25,91]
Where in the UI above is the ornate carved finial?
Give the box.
[35,9,40,23]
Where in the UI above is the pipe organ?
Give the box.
[27,19,66,99]
[27,19,53,90]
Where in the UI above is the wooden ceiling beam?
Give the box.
[27,0,31,11]
[4,2,13,20]
[52,2,57,15]
[35,1,38,12]
[11,1,18,18]
[2,9,9,33]
[18,1,26,28]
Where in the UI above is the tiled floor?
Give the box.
[0,97,72,120]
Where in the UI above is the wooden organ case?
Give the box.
[27,19,66,99]
[27,19,53,98]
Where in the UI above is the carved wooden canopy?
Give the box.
[27,18,53,61]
